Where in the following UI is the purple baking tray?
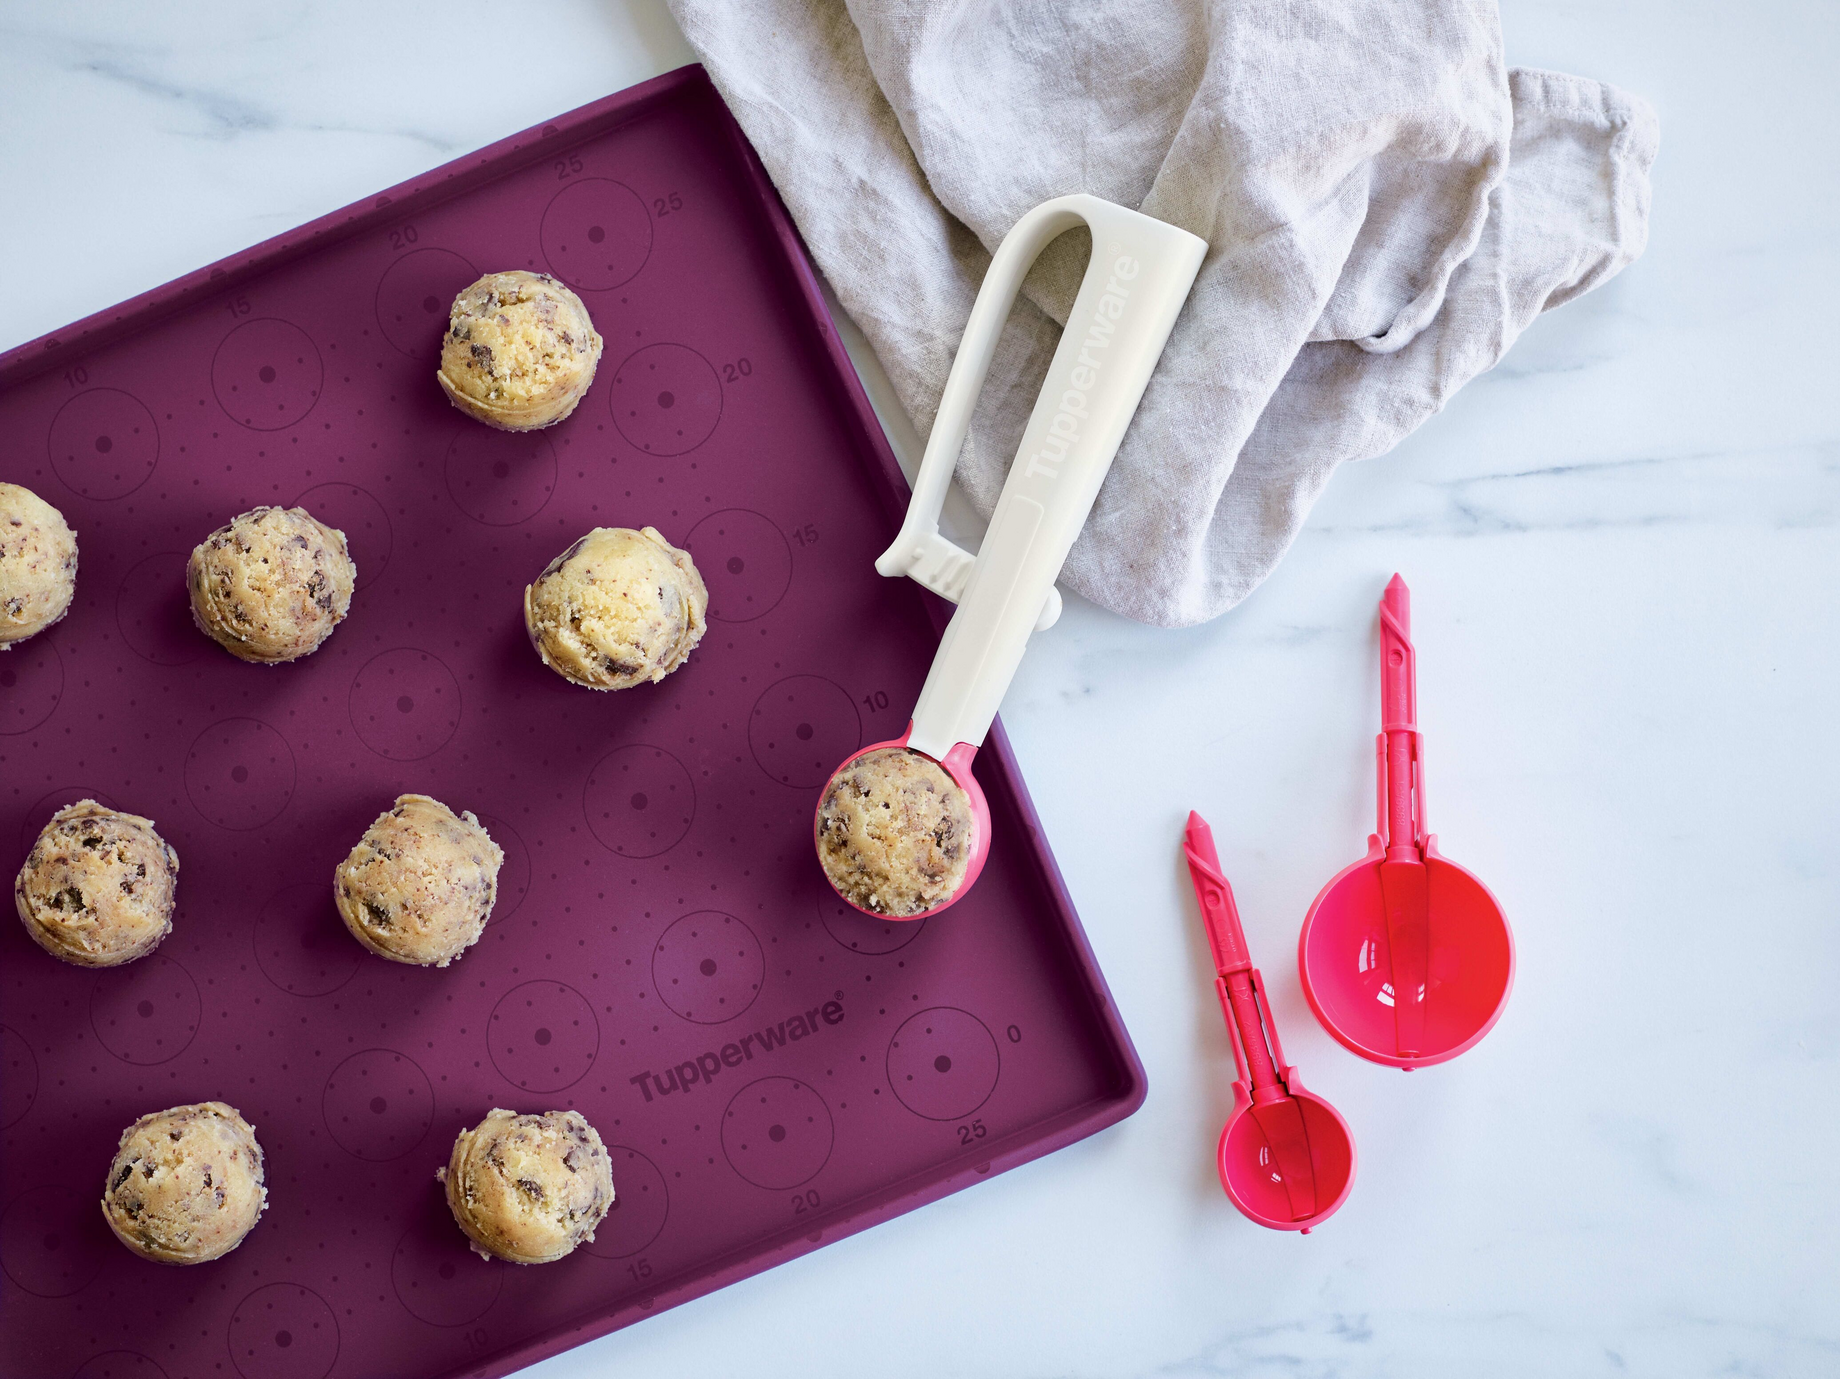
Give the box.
[0,65,1143,1379]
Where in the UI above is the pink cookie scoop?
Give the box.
[1297,575,1515,1069]
[1183,812,1355,1233]
[815,727,992,922]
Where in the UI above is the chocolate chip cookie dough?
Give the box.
[187,505,355,663]
[101,1102,267,1264]
[334,794,503,968]
[0,481,77,648]
[438,271,603,430]
[15,801,178,967]
[524,526,707,690]
[815,748,975,917]
[438,1108,614,1264]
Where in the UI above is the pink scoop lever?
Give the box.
[1297,575,1515,1068]
[1183,813,1355,1232]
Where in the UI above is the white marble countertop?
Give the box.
[3,2,1836,1375]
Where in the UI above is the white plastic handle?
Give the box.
[879,194,1206,760]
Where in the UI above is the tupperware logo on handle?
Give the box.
[1022,254,1139,482]
[628,998,846,1103]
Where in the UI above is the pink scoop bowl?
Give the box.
[1185,813,1355,1232]
[1298,576,1514,1069]
[813,726,993,923]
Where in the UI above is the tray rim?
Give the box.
[0,63,1148,1379]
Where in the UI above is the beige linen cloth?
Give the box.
[666,1,1658,627]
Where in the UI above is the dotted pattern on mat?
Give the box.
[0,80,1109,1379]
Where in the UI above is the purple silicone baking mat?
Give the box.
[0,65,1143,1379]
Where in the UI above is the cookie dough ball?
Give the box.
[101,1102,266,1264]
[816,748,975,917]
[524,526,707,690]
[187,505,355,663]
[439,1108,614,1264]
[335,794,504,968]
[0,482,77,648]
[438,271,603,430]
[15,801,178,967]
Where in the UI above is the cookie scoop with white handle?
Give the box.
[817,195,1205,919]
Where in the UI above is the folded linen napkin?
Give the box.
[666,0,1658,627]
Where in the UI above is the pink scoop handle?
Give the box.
[1183,813,1253,975]
[1219,974,1280,1095]
[1184,814,1320,1220]
[1378,575,1429,1057]
[1380,573,1420,853]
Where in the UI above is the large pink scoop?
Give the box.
[1184,813,1355,1232]
[1297,576,1515,1069]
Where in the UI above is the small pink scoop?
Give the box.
[1184,813,1355,1232]
[1297,575,1515,1069]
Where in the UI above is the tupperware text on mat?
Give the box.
[628,997,847,1102]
